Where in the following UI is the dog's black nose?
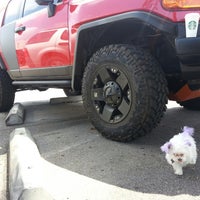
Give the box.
[171,159,175,164]
[178,158,182,162]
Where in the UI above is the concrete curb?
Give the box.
[9,128,53,200]
[0,154,7,200]
[18,188,54,200]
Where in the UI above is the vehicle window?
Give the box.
[3,0,21,25]
[23,0,46,17]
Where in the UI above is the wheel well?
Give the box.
[73,19,181,91]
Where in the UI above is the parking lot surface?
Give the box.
[0,89,200,199]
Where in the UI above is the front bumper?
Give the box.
[176,37,200,66]
[175,23,200,79]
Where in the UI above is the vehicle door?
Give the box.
[0,0,23,77]
[15,0,71,79]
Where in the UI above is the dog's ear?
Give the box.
[161,142,172,153]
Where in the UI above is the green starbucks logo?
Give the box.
[188,21,197,30]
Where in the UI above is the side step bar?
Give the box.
[12,80,71,88]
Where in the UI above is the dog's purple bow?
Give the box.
[182,126,194,136]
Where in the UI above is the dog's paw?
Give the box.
[174,170,183,175]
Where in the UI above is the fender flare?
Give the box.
[0,55,7,70]
[72,11,176,91]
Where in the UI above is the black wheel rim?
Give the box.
[91,66,131,123]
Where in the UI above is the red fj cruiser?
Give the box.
[0,0,200,142]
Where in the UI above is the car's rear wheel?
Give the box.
[82,44,168,142]
[0,70,15,111]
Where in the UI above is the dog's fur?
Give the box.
[161,126,197,175]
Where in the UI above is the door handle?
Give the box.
[15,26,26,33]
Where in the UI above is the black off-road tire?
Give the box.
[82,44,168,142]
[0,70,15,112]
[179,98,200,110]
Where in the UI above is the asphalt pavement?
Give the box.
[0,89,200,200]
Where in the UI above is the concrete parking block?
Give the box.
[50,95,82,105]
[9,127,53,200]
[5,103,25,126]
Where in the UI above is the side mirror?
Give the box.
[48,3,56,17]
[35,0,53,5]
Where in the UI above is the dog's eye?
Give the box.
[173,153,184,157]
[171,159,175,164]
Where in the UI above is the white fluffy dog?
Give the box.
[161,126,197,175]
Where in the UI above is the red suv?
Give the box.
[0,0,200,142]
